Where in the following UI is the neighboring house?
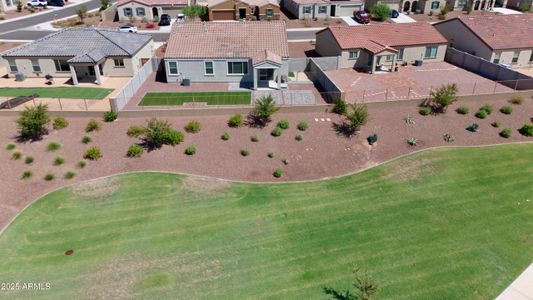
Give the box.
[116,0,190,21]
[164,21,289,89]
[315,22,447,73]
[208,0,280,20]
[0,0,16,13]
[282,0,364,19]
[434,14,533,68]
[445,0,501,11]
[399,0,447,13]
[506,0,530,10]
[1,28,154,85]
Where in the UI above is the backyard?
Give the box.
[0,145,532,299]
[0,87,114,99]
[139,91,252,106]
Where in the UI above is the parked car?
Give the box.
[354,11,370,24]
[47,0,64,6]
[27,0,47,6]
[391,9,399,18]
[159,14,171,26]
[119,24,138,33]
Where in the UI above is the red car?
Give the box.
[354,11,370,24]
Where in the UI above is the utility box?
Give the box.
[15,72,26,81]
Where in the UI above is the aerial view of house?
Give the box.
[283,0,364,19]
[116,0,190,21]
[208,0,280,20]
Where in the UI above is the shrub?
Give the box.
[466,123,480,132]
[297,121,308,131]
[404,115,414,124]
[479,104,493,115]
[443,134,455,142]
[509,95,523,105]
[46,142,61,152]
[407,138,417,146]
[491,121,501,128]
[43,173,55,181]
[499,105,513,115]
[295,134,303,141]
[228,114,243,127]
[77,160,86,169]
[103,111,118,122]
[127,125,145,138]
[345,103,369,132]
[249,95,279,126]
[64,171,76,179]
[371,3,391,21]
[80,135,91,144]
[165,130,185,146]
[475,110,488,119]
[5,143,15,150]
[85,119,101,132]
[25,156,34,164]
[499,128,512,138]
[429,83,458,113]
[273,168,282,178]
[456,106,469,115]
[53,156,65,166]
[84,147,102,160]
[11,151,22,160]
[127,144,144,157]
[419,107,432,116]
[518,124,533,136]
[221,132,230,140]
[367,134,378,145]
[251,134,259,142]
[282,158,289,165]
[141,118,184,148]
[267,151,274,158]
[241,148,250,156]
[271,127,283,137]
[332,99,347,115]
[52,116,69,130]
[17,103,50,140]
[276,120,289,130]
[21,171,32,180]
[184,145,196,155]
[184,120,201,133]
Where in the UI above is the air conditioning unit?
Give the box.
[15,72,26,81]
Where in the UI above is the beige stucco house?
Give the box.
[116,0,190,21]
[434,14,533,68]
[0,0,17,13]
[365,0,446,14]
[208,0,280,20]
[1,28,154,85]
[315,22,447,73]
[283,0,364,19]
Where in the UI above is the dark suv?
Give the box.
[159,14,171,26]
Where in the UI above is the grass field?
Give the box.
[0,87,113,99]
[139,91,252,106]
[0,144,532,299]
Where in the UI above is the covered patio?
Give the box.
[252,50,288,90]
[367,47,399,74]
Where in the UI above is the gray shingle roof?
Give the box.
[1,27,152,62]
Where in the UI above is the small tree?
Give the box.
[99,0,110,11]
[76,5,88,23]
[16,0,22,12]
[249,95,279,127]
[140,118,184,149]
[182,5,207,20]
[345,103,369,132]
[371,4,390,22]
[429,83,458,113]
[17,104,50,140]
[324,266,379,300]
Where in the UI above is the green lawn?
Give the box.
[139,91,252,106]
[0,144,532,299]
[0,87,113,99]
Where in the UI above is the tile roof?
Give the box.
[117,0,188,6]
[240,0,279,7]
[1,27,152,63]
[435,14,533,50]
[320,22,447,53]
[164,21,289,64]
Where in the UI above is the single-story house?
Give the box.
[282,0,364,19]
[116,0,190,21]
[444,0,500,11]
[0,0,16,13]
[208,0,280,20]
[315,22,448,73]
[164,21,290,89]
[505,0,529,10]
[365,0,447,14]
[1,28,154,85]
[434,14,533,68]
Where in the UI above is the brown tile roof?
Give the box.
[117,0,188,7]
[164,21,289,64]
[436,14,533,50]
[320,22,447,53]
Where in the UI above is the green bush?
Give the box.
[273,168,282,178]
[84,147,102,160]
[46,142,61,152]
[81,135,92,144]
[428,83,458,113]
[479,104,493,114]
[85,119,101,132]
[141,118,184,148]
[184,120,201,133]
[64,171,76,179]
[519,124,533,136]
[367,134,378,145]
[11,151,22,160]
[271,127,283,137]
[297,121,308,131]
[419,107,432,116]
[491,121,501,128]
[127,144,144,157]
[407,138,417,146]
[127,126,145,138]
[267,151,274,158]
[276,120,289,130]
[466,123,479,132]
[43,173,55,181]
[499,128,512,138]
[443,134,455,142]
[52,116,69,130]
[475,110,488,119]
[371,3,391,21]
[17,103,50,140]
[165,130,185,146]
[5,143,15,150]
[21,171,32,180]
[249,95,279,127]
[332,99,347,115]
[184,145,197,155]
[282,158,289,165]
[103,111,118,122]
[228,114,243,127]
[221,132,230,141]
[53,157,65,166]
[77,160,86,169]
[295,134,303,141]
[25,156,34,164]
[509,95,523,105]
[499,105,513,115]
[241,148,250,156]
[456,106,469,115]
[251,134,259,142]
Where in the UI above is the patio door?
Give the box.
[239,8,246,19]
[88,66,95,76]
[259,69,274,81]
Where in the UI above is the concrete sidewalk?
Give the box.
[496,263,533,300]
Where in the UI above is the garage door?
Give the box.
[336,4,362,16]
[211,10,234,20]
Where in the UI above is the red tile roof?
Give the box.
[320,23,447,53]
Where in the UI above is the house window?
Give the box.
[227,61,248,75]
[385,55,394,62]
[114,59,125,67]
[512,51,520,63]
[136,7,145,16]
[493,52,501,64]
[167,61,178,75]
[204,61,214,75]
[348,50,359,60]
[31,59,41,72]
[318,5,327,13]
[266,8,274,17]
[397,48,404,60]
[123,7,132,17]
[54,60,70,72]
[8,60,17,72]
[431,1,440,9]
[5,0,12,6]
[303,6,312,14]
[424,46,438,59]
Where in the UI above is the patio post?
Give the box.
[253,67,258,90]
[69,65,78,85]
[371,55,377,74]
[392,54,397,72]
[277,71,281,89]
[94,64,102,85]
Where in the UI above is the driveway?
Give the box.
[390,13,416,23]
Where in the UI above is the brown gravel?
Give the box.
[0,97,532,231]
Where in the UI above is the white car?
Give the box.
[119,24,138,33]
[27,0,47,6]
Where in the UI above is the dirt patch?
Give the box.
[65,249,74,256]
[70,177,121,198]
[180,176,231,194]
[384,155,439,183]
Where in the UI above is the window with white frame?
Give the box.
[512,51,520,63]
[424,46,438,59]
[348,50,359,60]
[493,52,501,64]
[397,48,404,60]
[114,59,125,67]
[318,6,327,13]
[385,55,394,62]
[431,1,440,9]
[5,0,12,6]
[266,8,274,17]
[31,59,41,72]
[227,61,248,75]
[123,7,132,17]
[54,60,70,72]
[303,6,312,14]
[167,61,178,75]
[8,60,17,72]
[136,7,145,16]
[204,61,214,75]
